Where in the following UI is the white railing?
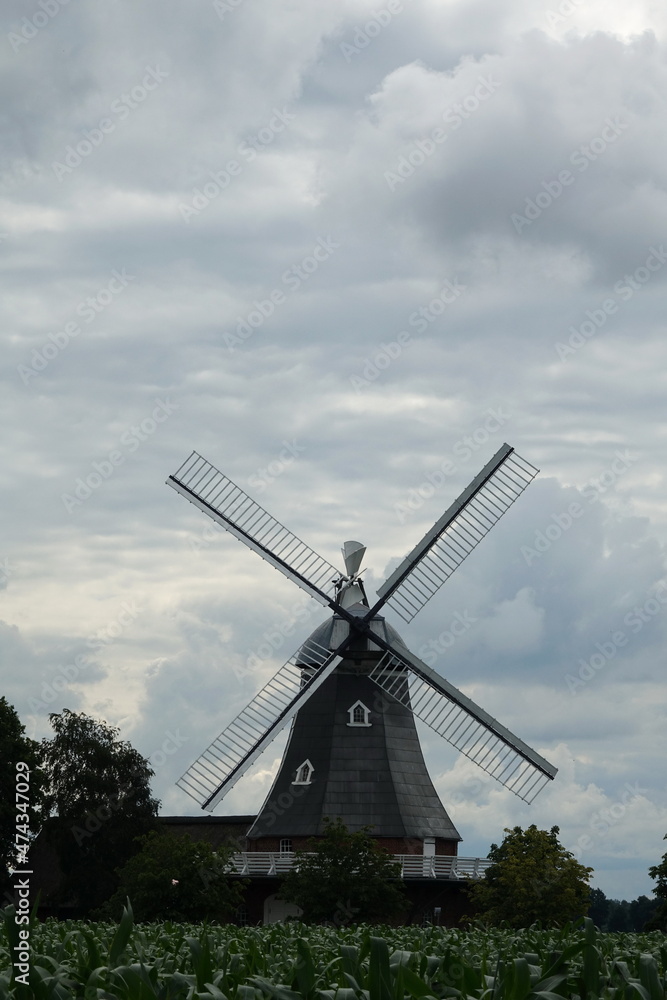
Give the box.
[228,853,491,880]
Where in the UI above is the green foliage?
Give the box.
[588,888,662,931]
[465,824,594,928]
[98,830,247,922]
[279,818,407,925]
[40,709,160,914]
[2,910,667,999]
[0,697,46,882]
[647,843,667,931]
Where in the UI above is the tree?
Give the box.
[0,697,46,882]
[97,830,247,921]
[465,825,593,928]
[647,842,667,930]
[279,818,407,924]
[40,709,159,914]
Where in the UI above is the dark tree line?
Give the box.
[588,887,663,931]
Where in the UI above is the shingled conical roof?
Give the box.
[246,608,460,842]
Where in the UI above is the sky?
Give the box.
[2,0,667,903]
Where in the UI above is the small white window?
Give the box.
[280,838,293,853]
[347,700,371,727]
[292,759,314,784]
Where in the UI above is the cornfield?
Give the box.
[1,903,666,1000]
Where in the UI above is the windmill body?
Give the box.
[247,603,461,854]
[166,443,558,913]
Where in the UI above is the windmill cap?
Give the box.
[342,540,365,577]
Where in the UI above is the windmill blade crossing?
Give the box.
[367,640,557,804]
[177,638,343,811]
[375,445,538,623]
[168,452,339,607]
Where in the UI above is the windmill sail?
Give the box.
[177,638,343,811]
[167,452,339,607]
[375,445,538,623]
[367,641,556,803]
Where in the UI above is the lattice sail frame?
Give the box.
[367,650,554,804]
[168,443,557,810]
[177,639,342,811]
[375,445,539,623]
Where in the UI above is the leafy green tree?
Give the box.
[0,697,46,883]
[647,842,667,930]
[98,830,247,921]
[40,709,159,914]
[466,825,593,928]
[279,817,407,924]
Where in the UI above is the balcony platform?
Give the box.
[228,852,490,880]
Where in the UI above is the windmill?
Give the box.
[166,443,557,858]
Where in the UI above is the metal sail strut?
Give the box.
[167,452,339,608]
[375,444,539,623]
[177,638,344,811]
[363,631,556,803]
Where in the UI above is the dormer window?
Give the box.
[347,700,371,727]
[292,759,314,784]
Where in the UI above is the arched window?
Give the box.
[347,700,371,727]
[292,759,314,784]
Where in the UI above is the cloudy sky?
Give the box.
[2,0,667,902]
